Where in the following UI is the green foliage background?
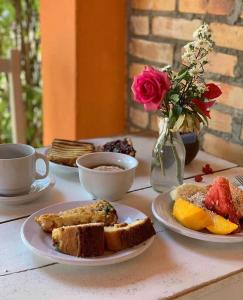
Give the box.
[0,0,42,147]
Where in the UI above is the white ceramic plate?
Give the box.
[0,176,55,205]
[152,189,243,243]
[21,201,154,266]
[49,161,79,174]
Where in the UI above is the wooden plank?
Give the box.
[177,272,243,300]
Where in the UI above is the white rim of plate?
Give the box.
[49,160,78,171]
[21,200,155,266]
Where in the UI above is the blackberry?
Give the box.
[102,138,136,157]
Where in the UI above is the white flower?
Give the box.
[194,81,207,94]
[182,23,214,80]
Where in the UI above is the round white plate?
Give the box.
[21,201,154,266]
[152,190,243,243]
[49,161,79,174]
[0,176,55,205]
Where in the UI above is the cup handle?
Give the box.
[35,152,49,180]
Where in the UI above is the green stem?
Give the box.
[171,138,182,184]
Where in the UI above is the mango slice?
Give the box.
[206,214,238,235]
[172,198,212,230]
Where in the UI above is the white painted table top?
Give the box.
[0,135,241,300]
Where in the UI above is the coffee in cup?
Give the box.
[0,144,49,196]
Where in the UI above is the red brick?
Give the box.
[241,126,243,140]
[131,0,176,11]
[152,17,202,41]
[129,63,146,79]
[129,107,149,128]
[130,16,149,36]
[129,126,143,133]
[211,23,243,51]
[214,82,243,110]
[203,133,243,165]
[150,115,159,132]
[206,52,237,77]
[179,0,235,16]
[207,0,235,15]
[208,110,232,133]
[129,39,174,64]
[179,0,207,14]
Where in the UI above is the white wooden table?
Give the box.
[0,135,242,300]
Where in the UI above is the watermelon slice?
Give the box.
[204,177,239,224]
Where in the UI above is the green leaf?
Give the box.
[170,94,180,103]
[175,68,189,81]
[172,114,185,131]
[173,105,183,116]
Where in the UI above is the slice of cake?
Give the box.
[35,200,118,232]
[104,217,155,252]
[52,223,104,257]
[47,138,95,167]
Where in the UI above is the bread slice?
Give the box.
[47,138,95,167]
[104,217,155,251]
[35,200,118,233]
[52,223,104,257]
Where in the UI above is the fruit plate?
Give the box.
[21,201,154,266]
[152,190,243,243]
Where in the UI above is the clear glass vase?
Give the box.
[150,118,186,193]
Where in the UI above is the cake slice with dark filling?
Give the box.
[52,223,104,257]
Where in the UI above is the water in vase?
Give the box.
[150,134,186,193]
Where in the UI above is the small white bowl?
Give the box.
[76,152,138,201]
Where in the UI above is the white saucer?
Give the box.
[21,200,154,266]
[0,176,55,205]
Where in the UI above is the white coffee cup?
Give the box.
[0,144,49,196]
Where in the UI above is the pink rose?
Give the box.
[131,66,171,111]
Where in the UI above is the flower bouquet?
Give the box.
[131,24,222,192]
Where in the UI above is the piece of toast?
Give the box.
[47,138,95,167]
[52,223,104,257]
[104,217,155,252]
[35,200,118,233]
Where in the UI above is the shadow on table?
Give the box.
[39,236,180,289]
[163,228,243,262]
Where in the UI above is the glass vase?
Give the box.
[150,118,186,193]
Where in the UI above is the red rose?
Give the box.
[192,98,215,118]
[131,66,171,111]
[203,83,222,99]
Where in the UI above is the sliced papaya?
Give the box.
[172,198,212,231]
[206,213,238,235]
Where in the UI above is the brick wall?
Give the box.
[127,0,243,166]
